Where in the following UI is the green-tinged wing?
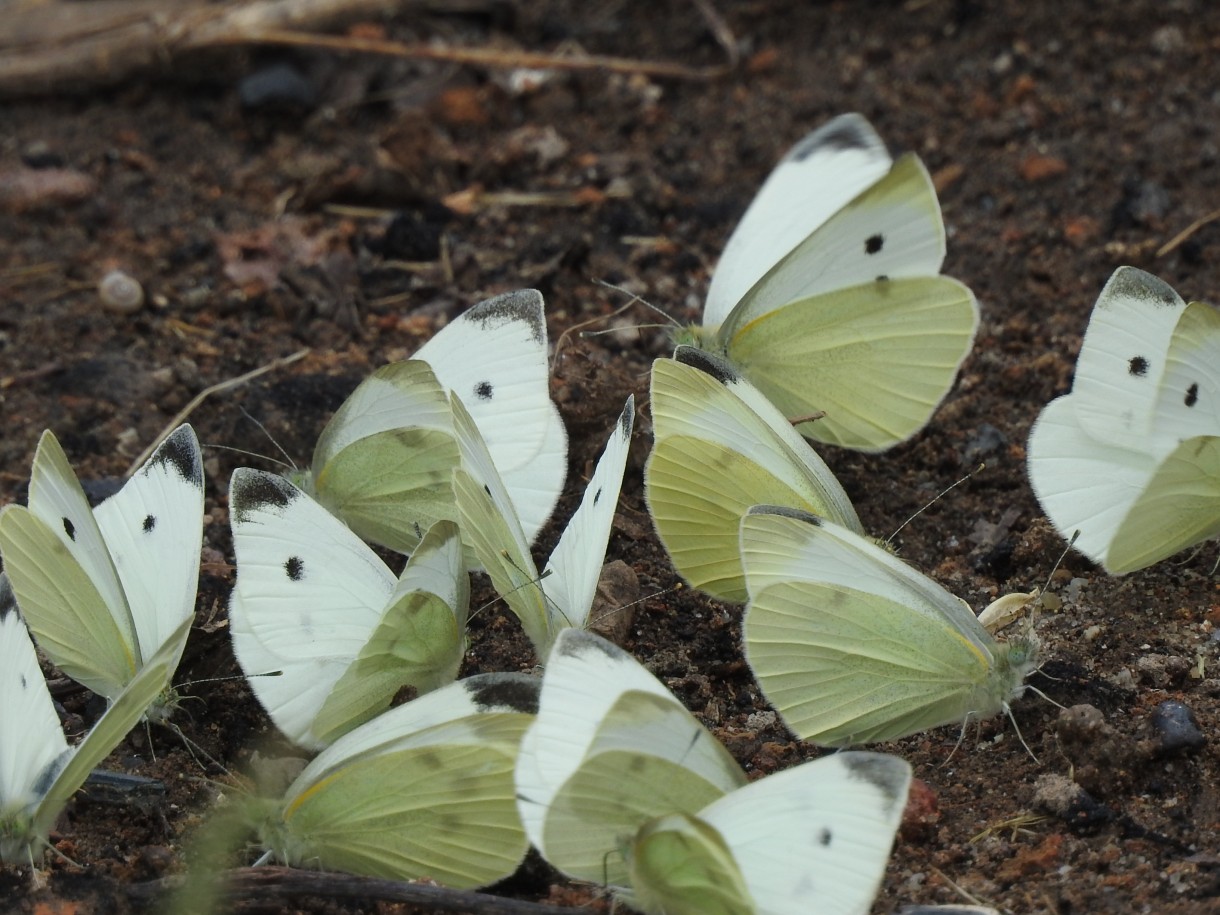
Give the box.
[267,676,539,889]
[310,520,470,745]
[450,392,552,651]
[624,813,752,915]
[740,508,1031,745]
[31,615,191,844]
[538,689,745,885]
[726,275,977,452]
[0,505,136,699]
[308,360,461,555]
[646,349,862,602]
[1105,435,1220,574]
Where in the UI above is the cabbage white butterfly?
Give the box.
[453,394,634,656]
[0,425,203,718]
[645,346,862,602]
[0,577,191,865]
[1027,266,1220,573]
[249,672,539,889]
[296,289,567,554]
[515,629,911,914]
[228,468,469,749]
[682,113,979,452]
[741,506,1038,746]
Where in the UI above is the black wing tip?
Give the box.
[0,573,18,619]
[465,289,547,343]
[230,468,300,520]
[788,113,884,162]
[463,672,541,715]
[150,425,203,485]
[1104,266,1181,309]
[746,504,825,527]
[555,627,628,664]
[618,396,636,437]
[840,752,912,813]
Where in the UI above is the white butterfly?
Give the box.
[0,425,203,718]
[515,629,911,915]
[741,506,1039,746]
[683,112,979,452]
[0,576,190,865]
[296,289,567,554]
[645,346,863,602]
[250,672,539,889]
[229,468,469,750]
[452,394,634,656]
[1027,266,1220,573]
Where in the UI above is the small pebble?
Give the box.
[1033,772,1113,831]
[1148,700,1206,754]
[238,62,317,110]
[963,422,1006,463]
[99,269,145,314]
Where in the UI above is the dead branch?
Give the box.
[130,865,596,913]
[0,0,732,96]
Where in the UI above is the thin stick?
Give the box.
[129,866,594,912]
[124,349,309,476]
[204,28,733,81]
[1156,207,1220,257]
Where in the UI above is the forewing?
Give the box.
[228,468,396,749]
[704,114,892,330]
[93,424,202,669]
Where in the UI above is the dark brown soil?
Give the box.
[1,1,1218,913]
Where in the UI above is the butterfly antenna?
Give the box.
[204,442,294,472]
[596,279,684,329]
[886,463,985,545]
[553,289,666,370]
[239,406,298,472]
[123,348,309,476]
[1004,703,1039,762]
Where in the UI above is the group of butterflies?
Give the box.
[0,111,1216,914]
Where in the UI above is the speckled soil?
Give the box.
[1,1,1218,912]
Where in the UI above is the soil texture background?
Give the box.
[1,1,1218,913]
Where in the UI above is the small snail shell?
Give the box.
[99,269,145,314]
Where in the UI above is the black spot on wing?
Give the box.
[474,381,494,401]
[1128,356,1150,377]
[593,487,603,507]
[284,556,305,581]
[818,827,832,846]
[20,673,27,690]
[864,233,884,255]
[63,517,76,540]
[1185,383,1199,408]
[464,672,540,714]
[142,514,156,534]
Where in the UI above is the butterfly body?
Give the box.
[0,425,203,718]
[1027,267,1220,573]
[684,113,978,452]
[741,506,1037,746]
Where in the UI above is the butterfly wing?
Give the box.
[1070,266,1187,447]
[697,752,911,915]
[646,348,862,602]
[712,149,976,452]
[308,360,460,555]
[515,630,744,864]
[229,469,400,749]
[0,431,137,699]
[539,397,635,635]
[269,674,538,889]
[92,425,202,673]
[1105,435,1220,574]
[741,507,1029,745]
[704,113,892,331]
[1027,394,1160,571]
[416,289,568,542]
[449,389,550,652]
[30,615,191,858]
[0,577,70,863]
[311,520,469,746]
